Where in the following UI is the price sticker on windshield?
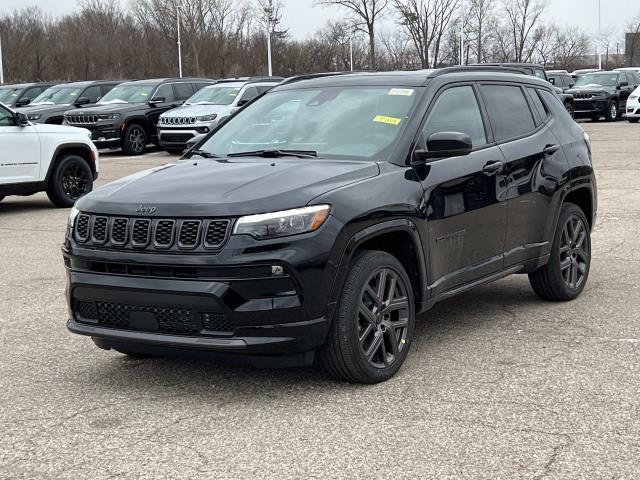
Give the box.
[388,88,414,96]
[373,115,402,125]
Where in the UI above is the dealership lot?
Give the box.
[1,122,638,478]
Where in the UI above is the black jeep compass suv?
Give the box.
[64,68,597,383]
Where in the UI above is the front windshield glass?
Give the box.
[0,88,21,104]
[187,86,242,105]
[99,84,154,104]
[575,73,620,87]
[32,86,82,105]
[199,86,420,160]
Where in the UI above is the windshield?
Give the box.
[198,86,420,160]
[187,86,242,105]
[32,86,82,105]
[0,88,21,104]
[99,84,154,104]
[575,73,620,87]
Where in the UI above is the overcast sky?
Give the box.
[1,0,636,42]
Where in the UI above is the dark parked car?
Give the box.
[546,72,575,91]
[474,63,576,117]
[567,71,639,121]
[0,82,55,108]
[16,80,122,124]
[64,78,215,155]
[64,67,597,383]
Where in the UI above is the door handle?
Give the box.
[544,144,560,156]
[482,161,504,176]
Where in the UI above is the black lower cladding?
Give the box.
[75,300,234,335]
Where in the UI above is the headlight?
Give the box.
[197,114,217,122]
[233,205,330,239]
[98,113,120,120]
[27,114,41,121]
[68,206,80,227]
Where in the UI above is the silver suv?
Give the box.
[157,77,282,154]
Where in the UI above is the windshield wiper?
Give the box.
[188,149,219,159]
[227,149,318,159]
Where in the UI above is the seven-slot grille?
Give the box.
[66,114,99,125]
[74,214,231,251]
[573,93,597,100]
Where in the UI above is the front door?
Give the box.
[418,84,508,295]
[0,106,41,184]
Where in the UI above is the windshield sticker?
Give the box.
[140,92,148,96]
[373,115,402,125]
[70,92,77,96]
[388,88,414,96]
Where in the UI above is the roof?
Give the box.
[118,78,214,86]
[274,66,551,91]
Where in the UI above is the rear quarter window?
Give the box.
[480,85,536,141]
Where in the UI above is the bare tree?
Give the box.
[554,26,591,72]
[502,0,545,62]
[316,0,389,69]
[533,24,557,67]
[466,0,495,63]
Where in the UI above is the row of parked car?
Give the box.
[0,76,283,156]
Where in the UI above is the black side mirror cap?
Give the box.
[75,97,91,106]
[15,98,31,107]
[416,132,473,161]
[150,96,165,104]
[619,81,629,88]
[15,112,30,126]
[236,99,249,107]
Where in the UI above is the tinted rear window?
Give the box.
[481,85,536,141]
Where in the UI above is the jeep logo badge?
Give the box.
[136,205,157,214]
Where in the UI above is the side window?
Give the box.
[533,68,547,80]
[154,84,175,102]
[619,73,628,85]
[422,85,486,148]
[480,85,536,141]
[173,82,194,100]
[23,87,42,100]
[82,86,102,103]
[0,106,16,126]
[238,86,260,104]
[196,83,211,91]
[100,84,116,97]
[257,85,274,95]
[525,87,547,125]
[539,89,572,120]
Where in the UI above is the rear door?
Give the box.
[0,105,41,184]
[479,83,570,267]
[418,84,508,294]
[618,73,633,108]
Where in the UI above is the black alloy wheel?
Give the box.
[46,155,94,207]
[122,124,147,155]
[358,268,411,369]
[605,101,618,122]
[558,214,590,290]
[319,250,415,383]
[529,202,591,301]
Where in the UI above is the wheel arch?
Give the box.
[45,143,97,185]
[563,185,595,230]
[329,219,428,314]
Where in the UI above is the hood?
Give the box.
[65,102,146,115]
[76,158,380,217]
[567,85,613,95]
[160,104,232,118]
[16,103,72,114]
[31,123,91,136]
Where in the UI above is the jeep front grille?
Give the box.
[73,214,231,252]
[160,116,197,125]
[66,114,99,125]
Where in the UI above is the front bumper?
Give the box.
[63,216,344,359]
[573,99,608,117]
[67,122,123,148]
[158,125,213,148]
[626,101,640,118]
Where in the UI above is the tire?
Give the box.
[46,155,93,207]
[628,118,640,123]
[122,124,147,155]
[165,148,184,155]
[604,100,618,122]
[528,202,591,301]
[319,250,415,384]
[564,102,575,119]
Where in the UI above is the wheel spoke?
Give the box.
[365,333,383,363]
[364,285,381,309]
[358,322,373,342]
[385,327,399,357]
[560,258,572,271]
[376,270,388,300]
[575,247,589,263]
[358,302,377,325]
[381,297,409,315]
[573,221,583,242]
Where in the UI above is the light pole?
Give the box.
[176,0,183,78]
[266,0,273,76]
[597,0,602,70]
[349,28,354,71]
[0,35,4,84]
[459,0,465,66]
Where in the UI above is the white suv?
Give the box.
[0,103,99,207]
[626,86,640,123]
[157,78,282,154]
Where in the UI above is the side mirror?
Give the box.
[619,81,629,88]
[186,134,206,151]
[15,97,31,107]
[15,112,30,126]
[414,132,473,162]
[549,78,556,85]
[236,98,250,107]
[76,97,91,106]
[150,96,165,104]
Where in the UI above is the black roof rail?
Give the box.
[278,71,361,86]
[428,66,530,78]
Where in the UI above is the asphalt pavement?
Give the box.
[1,124,638,479]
